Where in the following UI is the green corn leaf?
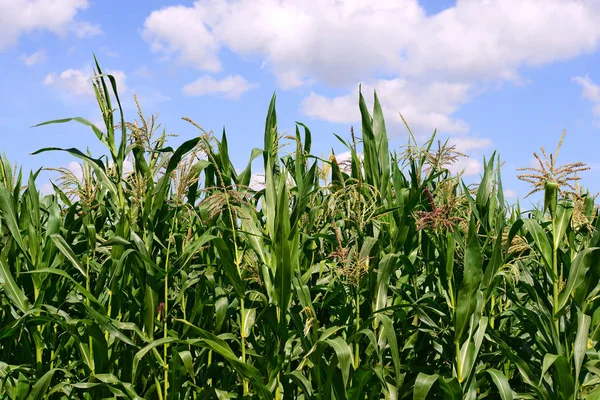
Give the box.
[50,234,87,278]
[242,308,256,338]
[438,377,462,399]
[376,314,403,388]
[557,247,600,314]
[476,153,496,212]
[213,237,245,298]
[486,369,513,400]
[455,217,482,344]
[553,199,574,250]
[288,370,313,397]
[0,181,26,254]
[33,117,108,147]
[324,337,353,387]
[375,254,399,313]
[574,313,591,387]
[31,147,118,197]
[413,373,438,400]
[373,91,390,200]
[0,257,31,314]
[524,219,554,276]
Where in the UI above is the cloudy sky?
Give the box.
[1,0,600,202]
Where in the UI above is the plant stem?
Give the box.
[354,289,360,368]
[208,349,213,387]
[87,255,94,375]
[456,341,462,383]
[240,297,248,394]
[34,285,43,372]
[155,376,164,400]
[163,215,177,399]
[448,278,455,310]
[552,247,559,333]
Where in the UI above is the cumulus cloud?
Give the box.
[302,79,471,133]
[447,157,483,177]
[573,75,600,123]
[44,66,171,109]
[136,90,171,107]
[143,4,221,72]
[142,0,600,140]
[142,0,600,86]
[249,173,266,191]
[182,75,258,99]
[44,67,128,99]
[448,136,493,153]
[0,0,101,51]
[19,49,47,66]
[70,21,102,38]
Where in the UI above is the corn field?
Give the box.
[1,60,600,399]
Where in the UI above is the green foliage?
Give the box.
[1,61,600,399]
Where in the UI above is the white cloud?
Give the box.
[65,161,84,180]
[573,75,600,121]
[44,66,170,110]
[335,151,363,173]
[136,90,171,106]
[142,0,600,86]
[39,182,54,196]
[19,49,47,66]
[400,1,600,82]
[448,136,493,153]
[142,0,600,137]
[0,0,101,51]
[447,157,483,177]
[44,67,128,99]
[249,173,265,191]
[70,21,102,38]
[182,75,257,99]
[143,4,221,72]
[301,79,471,133]
[504,189,518,200]
[44,68,92,97]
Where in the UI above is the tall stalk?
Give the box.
[163,214,177,398]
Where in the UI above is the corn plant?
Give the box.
[1,59,600,399]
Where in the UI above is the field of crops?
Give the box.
[1,61,600,399]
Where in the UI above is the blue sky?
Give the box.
[1,0,600,204]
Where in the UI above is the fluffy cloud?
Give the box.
[573,75,600,121]
[0,0,101,51]
[448,136,493,153]
[142,0,600,86]
[44,67,128,99]
[70,21,102,38]
[182,75,258,99]
[143,4,221,72]
[44,66,171,108]
[19,49,47,66]
[447,157,483,177]
[142,0,600,138]
[302,79,471,133]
